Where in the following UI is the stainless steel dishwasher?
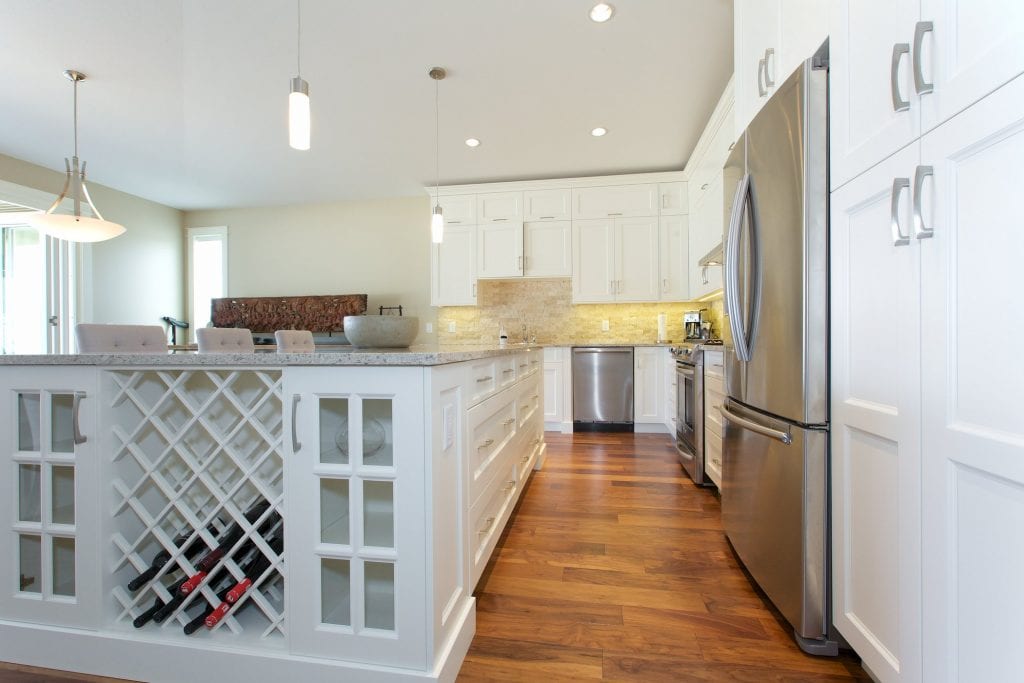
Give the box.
[572,347,634,431]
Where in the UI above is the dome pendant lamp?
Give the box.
[429,67,446,244]
[27,70,126,243]
[289,0,311,150]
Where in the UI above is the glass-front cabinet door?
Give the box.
[284,367,427,669]
[0,367,100,628]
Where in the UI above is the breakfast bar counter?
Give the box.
[0,347,546,682]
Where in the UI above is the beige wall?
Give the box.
[439,278,727,345]
[0,153,185,326]
[185,196,436,341]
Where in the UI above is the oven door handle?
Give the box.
[717,405,792,445]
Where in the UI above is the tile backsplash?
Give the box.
[438,278,727,345]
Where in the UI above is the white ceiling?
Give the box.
[0,0,733,211]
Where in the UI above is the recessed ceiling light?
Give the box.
[591,127,608,137]
[589,3,615,22]
[465,138,481,147]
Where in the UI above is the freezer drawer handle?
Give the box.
[717,405,792,445]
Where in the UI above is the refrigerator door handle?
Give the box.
[725,172,751,361]
[718,404,792,445]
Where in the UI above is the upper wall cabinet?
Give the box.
[572,184,659,220]
[438,194,477,225]
[734,0,830,136]
[523,189,571,221]
[431,224,477,306]
[830,0,1024,189]
[477,192,523,223]
[658,182,687,216]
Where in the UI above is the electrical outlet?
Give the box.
[425,322,434,333]
[601,320,610,332]
[447,321,456,333]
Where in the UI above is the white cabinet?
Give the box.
[431,224,476,306]
[633,347,664,426]
[571,184,659,219]
[477,191,523,223]
[702,350,725,488]
[663,347,677,435]
[524,188,571,221]
[735,0,831,136]
[437,194,476,225]
[543,347,571,432]
[572,217,659,303]
[524,221,571,277]
[829,0,1024,190]
[688,174,725,298]
[659,215,689,301]
[477,221,523,278]
[0,368,100,630]
[658,182,687,215]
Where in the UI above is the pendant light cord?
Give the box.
[434,77,440,205]
[72,76,79,158]
[296,0,302,76]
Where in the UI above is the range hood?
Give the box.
[699,241,724,267]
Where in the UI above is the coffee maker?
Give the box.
[683,310,705,341]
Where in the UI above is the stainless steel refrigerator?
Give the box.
[720,41,837,656]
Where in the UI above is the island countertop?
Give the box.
[0,343,545,367]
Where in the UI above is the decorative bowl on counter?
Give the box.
[343,315,418,348]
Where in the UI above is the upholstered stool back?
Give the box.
[275,330,315,353]
[196,327,255,353]
[75,324,167,354]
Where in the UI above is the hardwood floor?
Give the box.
[457,432,869,682]
[3,432,867,682]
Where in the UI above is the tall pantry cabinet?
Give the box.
[829,2,1024,682]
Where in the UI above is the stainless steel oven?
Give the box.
[674,346,707,485]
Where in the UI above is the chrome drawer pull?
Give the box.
[479,516,496,534]
[72,391,87,445]
[478,438,494,450]
[503,418,515,426]
[503,368,514,374]
[476,375,494,383]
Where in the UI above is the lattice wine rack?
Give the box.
[105,369,285,645]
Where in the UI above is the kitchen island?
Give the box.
[0,345,546,683]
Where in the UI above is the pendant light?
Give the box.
[26,70,126,243]
[429,67,446,244]
[289,0,311,150]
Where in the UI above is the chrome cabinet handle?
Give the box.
[701,183,709,190]
[493,218,508,222]
[521,454,531,463]
[662,277,668,293]
[913,165,934,239]
[503,480,516,493]
[503,368,514,374]
[717,405,792,445]
[891,178,911,246]
[763,48,775,88]
[448,220,461,224]
[757,58,767,97]
[478,438,494,450]
[891,43,911,112]
[72,391,87,445]
[472,282,477,297]
[517,255,523,271]
[476,375,494,383]
[479,516,496,534]
[503,417,515,426]
[539,215,555,220]
[290,394,301,452]
[607,212,623,216]
[913,21,934,95]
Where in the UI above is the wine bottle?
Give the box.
[127,518,223,591]
[133,577,187,628]
[180,503,280,596]
[205,535,284,629]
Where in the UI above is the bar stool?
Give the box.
[75,323,167,354]
[196,327,255,353]
[275,330,315,353]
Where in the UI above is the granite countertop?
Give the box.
[0,343,545,368]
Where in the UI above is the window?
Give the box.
[187,226,227,341]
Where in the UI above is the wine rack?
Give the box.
[105,369,286,644]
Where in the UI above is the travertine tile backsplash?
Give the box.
[438,279,728,345]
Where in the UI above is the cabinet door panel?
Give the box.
[920,75,1024,683]
[437,195,477,225]
[830,144,921,683]
[615,217,660,302]
[830,0,921,190]
[735,0,781,134]
[779,0,831,80]
[572,220,615,303]
[919,0,1024,133]
[659,215,689,300]
[524,221,571,277]
[523,189,571,221]
[477,192,523,223]
[477,222,523,278]
[633,348,663,423]
[432,225,476,306]
[572,184,658,219]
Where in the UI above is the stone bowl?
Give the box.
[343,315,419,348]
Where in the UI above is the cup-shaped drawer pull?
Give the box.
[479,516,496,534]
[476,375,494,383]
[531,394,539,400]
[521,454,531,464]
[519,363,529,369]
[712,458,721,467]
[520,404,529,411]
[478,438,495,450]
[531,437,540,446]
[503,480,516,493]
[503,368,514,374]
[503,417,515,426]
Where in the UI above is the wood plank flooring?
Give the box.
[2,432,868,682]
[457,432,869,681]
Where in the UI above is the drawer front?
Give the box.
[524,188,571,221]
[517,377,542,428]
[468,392,518,505]
[704,373,725,396]
[517,426,543,484]
[469,462,519,585]
[496,355,517,390]
[572,184,658,219]
[705,387,726,438]
[703,350,725,378]
[469,359,499,404]
[477,191,523,223]
[439,194,477,225]
[704,435,723,488]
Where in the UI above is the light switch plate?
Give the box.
[425,322,434,333]
[601,320,610,332]
[447,321,456,333]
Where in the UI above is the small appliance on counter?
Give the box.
[684,310,707,341]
